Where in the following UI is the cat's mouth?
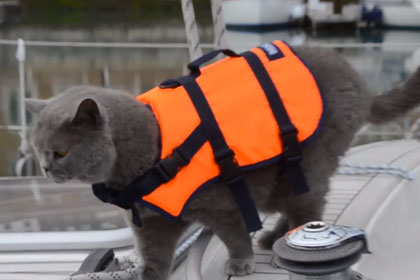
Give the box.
[52,176,68,183]
[45,169,101,184]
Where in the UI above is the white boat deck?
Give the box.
[171,140,420,280]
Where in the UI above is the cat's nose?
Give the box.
[40,158,51,173]
[42,165,50,173]
[41,165,50,178]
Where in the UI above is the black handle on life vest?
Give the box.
[188,49,240,77]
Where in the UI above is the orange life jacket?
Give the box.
[92,41,324,232]
[137,40,323,227]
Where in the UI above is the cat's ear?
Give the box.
[25,98,47,115]
[71,98,103,129]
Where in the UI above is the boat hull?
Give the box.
[382,4,420,28]
[364,1,420,28]
[222,0,303,30]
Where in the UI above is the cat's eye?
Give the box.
[54,150,67,158]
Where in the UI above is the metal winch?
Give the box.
[272,221,369,280]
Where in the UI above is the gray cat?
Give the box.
[26,47,420,280]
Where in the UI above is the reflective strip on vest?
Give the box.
[136,41,323,217]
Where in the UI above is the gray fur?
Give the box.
[368,66,420,124]
[27,47,420,280]
[28,86,158,185]
[25,98,48,115]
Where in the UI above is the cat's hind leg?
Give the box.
[199,208,255,276]
[257,174,328,250]
[257,193,325,250]
[284,190,326,230]
[257,215,289,250]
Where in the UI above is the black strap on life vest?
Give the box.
[242,51,309,195]
[187,48,239,77]
[92,125,207,226]
[174,75,262,232]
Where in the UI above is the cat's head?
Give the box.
[26,96,116,184]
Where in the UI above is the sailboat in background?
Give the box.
[363,0,420,28]
[222,0,305,30]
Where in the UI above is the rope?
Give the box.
[336,162,415,181]
[65,227,204,280]
[181,0,203,60]
[175,227,203,257]
[66,252,143,280]
[210,0,228,49]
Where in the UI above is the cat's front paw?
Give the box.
[225,257,255,276]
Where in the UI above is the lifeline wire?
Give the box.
[336,162,415,181]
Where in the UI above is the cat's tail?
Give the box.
[367,66,420,124]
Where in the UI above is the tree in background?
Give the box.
[18,0,212,25]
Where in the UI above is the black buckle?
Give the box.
[155,149,189,182]
[216,149,243,184]
[72,248,119,275]
[282,129,302,163]
[159,78,181,89]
